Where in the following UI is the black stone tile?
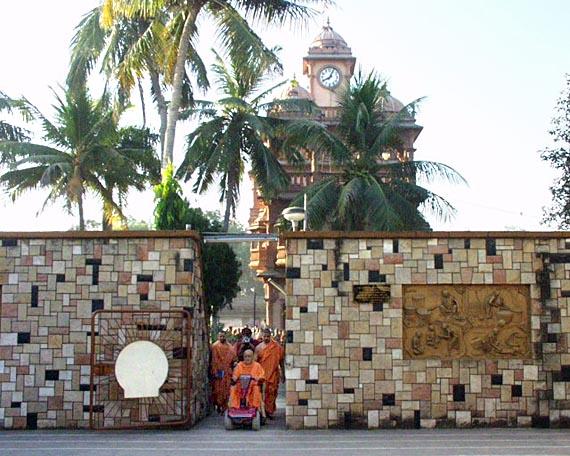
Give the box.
[362,347,373,361]
[164,283,171,292]
[11,402,21,408]
[91,264,99,285]
[83,405,104,413]
[305,379,318,385]
[486,238,497,256]
[382,394,395,406]
[448,248,453,254]
[286,330,294,343]
[56,274,65,283]
[300,306,308,313]
[414,410,421,429]
[86,331,99,337]
[136,324,167,331]
[80,384,96,392]
[373,302,384,312]
[91,299,104,312]
[343,263,350,281]
[17,332,30,344]
[172,347,187,359]
[137,274,154,282]
[31,285,38,308]
[1,239,17,247]
[26,413,37,430]
[453,384,465,402]
[434,254,444,269]
[464,239,471,249]
[45,370,59,381]
[368,271,386,283]
[140,293,149,301]
[85,259,102,265]
[511,385,522,397]
[183,259,194,272]
[561,365,570,381]
[393,239,399,253]
[547,333,559,343]
[531,416,550,428]
[298,399,308,406]
[286,267,301,279]
[148,415,160,422]
[321,264,328,271]
[331,280,338,288]
[307,239,324,250]
[491,374,503,385]
[343,388,355,394]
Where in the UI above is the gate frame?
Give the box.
[89,309,192,430]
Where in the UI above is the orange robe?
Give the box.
[210,341,236,411]
[256,340,284,415]
[229,361,265,409]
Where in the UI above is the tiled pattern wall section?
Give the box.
[0,233,209,429]
[284,234,570,429]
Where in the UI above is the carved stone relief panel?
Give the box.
[403,285,531,360]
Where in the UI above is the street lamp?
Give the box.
[282,206,305,231]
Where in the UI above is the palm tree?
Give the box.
[283,71,466,231]
[176,50,310,231]
[0,91,31,143]
[0,85,159,230]
[67,6,204,160]
[97,0,327,166]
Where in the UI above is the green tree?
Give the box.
[177,50,310,231]
[0,84,159,230]
[153,166,240,316]
[98,0,326,166]
[540,75,570,229]
[283,71,466,231]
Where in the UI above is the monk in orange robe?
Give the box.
[229,349,265,410]
[255,328,285,418]
[210,331,237,413]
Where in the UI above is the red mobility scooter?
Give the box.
[224,375,265,430]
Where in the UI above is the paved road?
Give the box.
[2,410,570,456]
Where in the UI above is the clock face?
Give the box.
[319,66,341,89]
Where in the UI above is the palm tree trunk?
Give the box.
[78,194,85,231]
[102,200,112,231]
[149,67,168,159]
[222,167,237,232]
[137,79,147,128]
[162,4,203,166]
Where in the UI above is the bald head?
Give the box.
[243,349,254,364]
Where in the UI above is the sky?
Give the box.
[0,0,569,232]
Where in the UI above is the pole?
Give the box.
[253,290,257,327]
[303,194,307,231]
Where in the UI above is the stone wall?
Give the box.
[0,231,209,429]
[284,232,570,429]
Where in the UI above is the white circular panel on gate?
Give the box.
[115,341,169,399]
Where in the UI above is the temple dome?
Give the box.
[382,94,405,113]
[280,79,312,100]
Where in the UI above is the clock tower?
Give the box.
[303,21,356,118]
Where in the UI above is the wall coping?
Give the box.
[281,230,570,240]
[0,230,202,241]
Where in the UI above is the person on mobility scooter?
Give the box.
[225,349,266,430]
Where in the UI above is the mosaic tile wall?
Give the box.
[284,233,570,429]
[0,232,208,429]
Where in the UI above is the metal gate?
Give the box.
[89,309,192,429]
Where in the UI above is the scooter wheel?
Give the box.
[224,410,235,430]
[252,411,261,431]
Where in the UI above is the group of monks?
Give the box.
[210,327,285,419]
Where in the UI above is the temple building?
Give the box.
[248,23,423,329]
